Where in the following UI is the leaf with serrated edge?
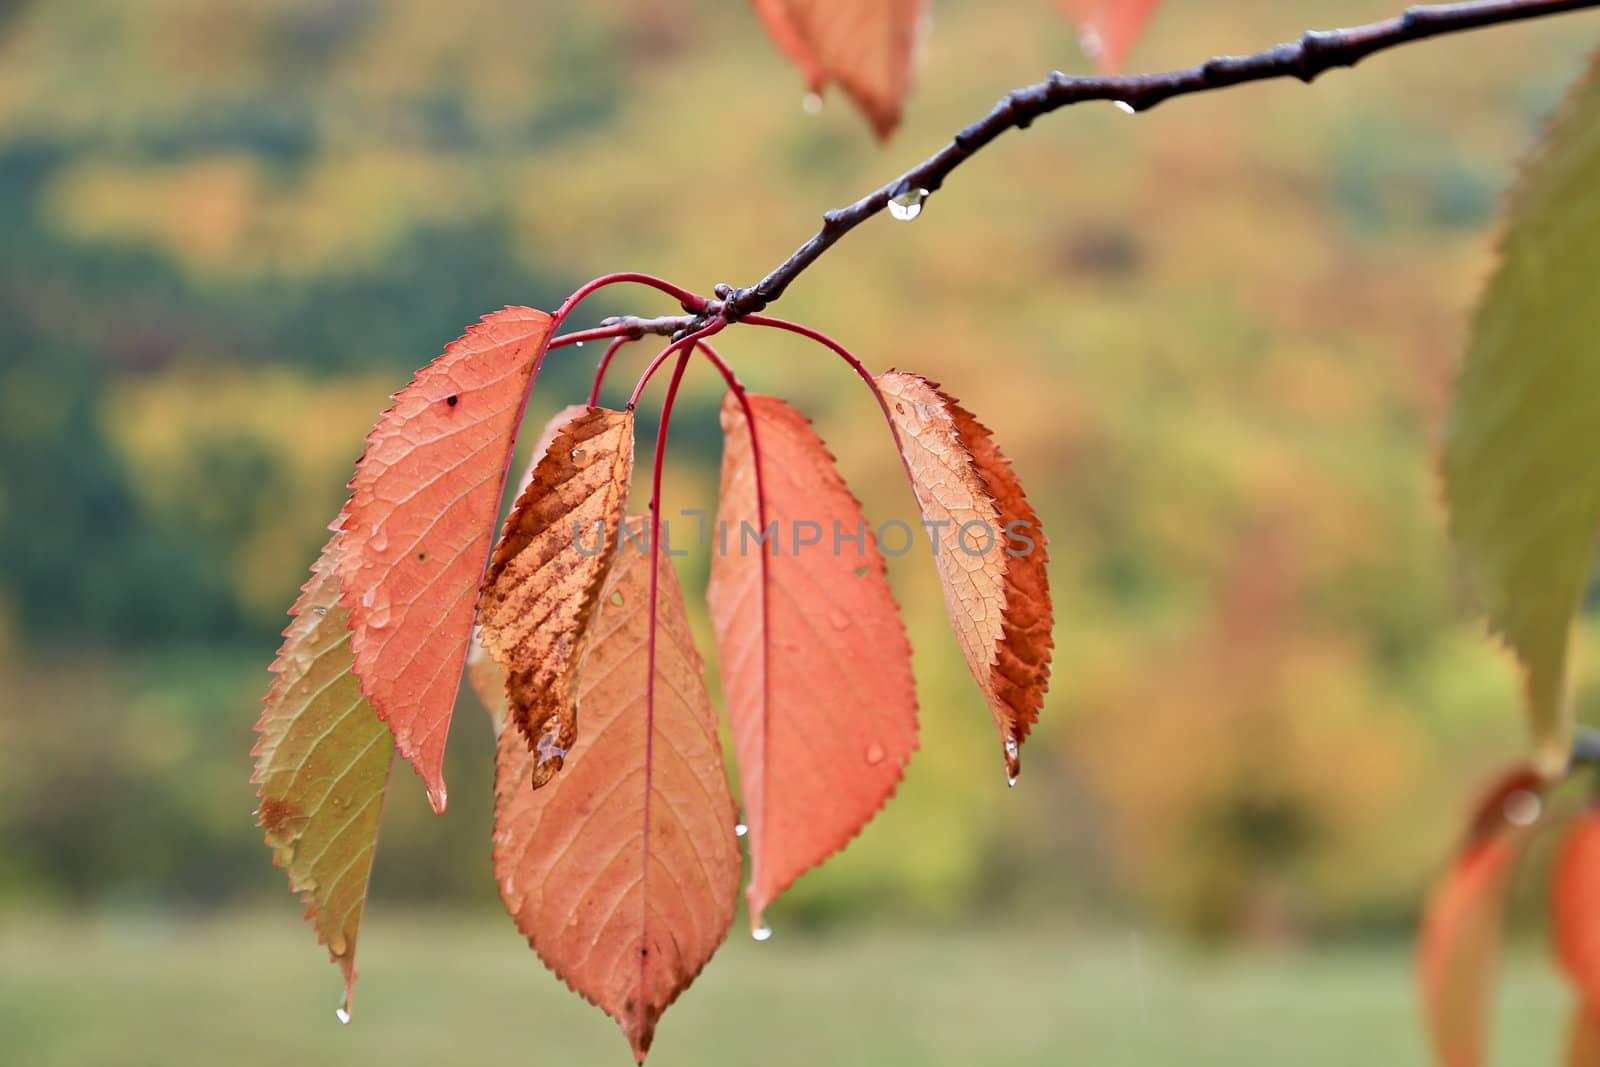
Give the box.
[253,533,395,1018]
[708,392,919,931]
[1055,0,1163,74]
[337,306,551,812]
[493,516,739,1063]
[478,407,634,788]
[1442,56,1600,777]
[877,372,1053,783]
[1417,767,1542,1067]
[751,0,925,139]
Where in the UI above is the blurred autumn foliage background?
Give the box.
[2,0,1598,1061]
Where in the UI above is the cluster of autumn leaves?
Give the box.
[251,305,1053,1060]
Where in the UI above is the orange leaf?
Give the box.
[751,0,926,139]
[493,516,740,1063]
[253,533,395,1018]
[1554,810,1600,1006]
[708,392,919,931]
[1572,1004,1600,1067]
[877,372,1053,783]
[1417,768,1543,1067]
[478,407,635,788]
[1056,0,1163,74]
[337,306,551,812]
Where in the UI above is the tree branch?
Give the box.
[583,0,1597,338]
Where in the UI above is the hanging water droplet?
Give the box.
[802,92,823,116]
[575,340,585,348]
[335,998,352,1025]
[865,742,885,765]
[888,186,928,222]
[1007,773,1019,789]
[735,823,749,837]
[752,926,773,942]
[1503,789,1541,827]
[1113,100,1137,115]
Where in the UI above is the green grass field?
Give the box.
[0,913,1569,1065]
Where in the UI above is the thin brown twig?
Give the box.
[585,0,1598,338]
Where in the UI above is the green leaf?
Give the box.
[252,533,395,1019]
[1444,51,1600,776]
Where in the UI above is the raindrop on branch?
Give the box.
[1113,100,1137,115]
[888,185,929,222]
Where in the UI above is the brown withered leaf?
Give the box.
[253,533,395,1018]
[468,404,592,738]
[877,372,1053,783]
[493,516,740,1062]
[708,392,919,932]
[477,407,634,788]
[751,0,926,139]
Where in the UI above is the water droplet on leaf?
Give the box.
[735,823,749,837]
[888,186,928,222]
[312,607,328,616]
[802,92,823,115]
[571,447,591,467]
[865,742,885,765]
[828,608,850,629]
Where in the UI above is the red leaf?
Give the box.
[708,392,919,931]
[337,307,551,812]
[751,0,824,90]
[493,516,740,1063]
[750,0,926,139]
[1417,768,1543,1067]
[1056,0,1163,74]
[1554,810,1600,1006]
